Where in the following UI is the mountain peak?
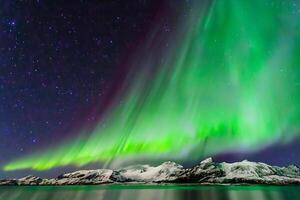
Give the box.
[1,158,300,186]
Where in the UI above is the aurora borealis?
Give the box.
[2,0,300,173]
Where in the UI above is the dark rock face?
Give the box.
[174,158,225,183]
[0,179,18,186]
[2,158,300,186]
[274,165,300,178]
[18,175,43,185]
[54,169,113,185]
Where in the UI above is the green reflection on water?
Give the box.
[0,185,300,200]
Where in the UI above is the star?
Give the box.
[8,20,16,27]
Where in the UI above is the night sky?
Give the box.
[1,0,300,178]
[0,0,175,169]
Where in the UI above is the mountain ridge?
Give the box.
[1,158,300,186]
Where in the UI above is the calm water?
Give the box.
[0,185,300,200]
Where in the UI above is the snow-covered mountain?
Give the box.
[1,158,300,186]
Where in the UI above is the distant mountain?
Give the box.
[1,158,300,186]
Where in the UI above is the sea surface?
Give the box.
[0,184,300,200]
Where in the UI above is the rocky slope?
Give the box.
[1,158,300,186]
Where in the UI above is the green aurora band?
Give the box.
[4,0,300,171]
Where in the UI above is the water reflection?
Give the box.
[0,185,299,200]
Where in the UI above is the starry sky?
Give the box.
[0,0,176,173]
[2,0,300,178]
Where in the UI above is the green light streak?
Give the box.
[4,0,300,171]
